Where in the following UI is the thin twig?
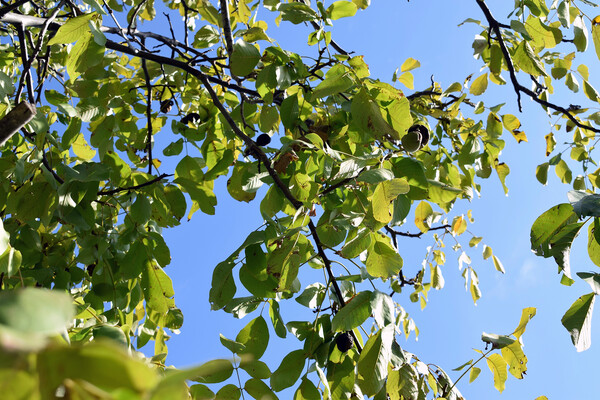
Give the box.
[475,0,600,136]
[385,224,451,239]
[97,173,172,196]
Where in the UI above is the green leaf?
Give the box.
[326,1,357,19]
[269,299,287,339]
[370,290,395,328]
[66,31,105,81]
[277,3,318,24]
[294,377,321,400]
[215,384,241,400]
[331,290,372,332]
[557,1,570,27]
[525,15,561,49]
[191,359,234,384]
[536,162,549,184]
[584,80,600,102]
[311,64,353,99]
[371,178,409,223]
[244,378,278,400]
[240,359,271,379]
[530,203,578,257]
[366,235,403,278]
[357,325,394,396]
[230,39,261,76]
[574,15,589,52]
[0,288,74,350]
[131,194,152,224]
[387,364,418,400]
[561,292,595,352]
[578,272,600,294]
[513,41,547,76]
[219,334,246,354]
[270,349,306,391]
[568,191,600,217]
[48,13,96,45]
[351,88,399,140]
[236,316,269,359]
[38,342,157,396]
[486,353,508,393]
[209,260,236,310]
[141,261,175,314]
[340,229,373,259]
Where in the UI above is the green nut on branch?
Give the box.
[401,124,430,152]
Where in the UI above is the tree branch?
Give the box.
[475,0,600,135]
[140,37,153,174]
[97,173,172,196]
[218,0,233,55]
[385,224,451,239]
[0,0,31,17]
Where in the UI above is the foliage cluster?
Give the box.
[1,0,600,399]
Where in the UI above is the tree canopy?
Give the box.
[1,0,600,399]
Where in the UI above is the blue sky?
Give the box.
[155,1,600,398]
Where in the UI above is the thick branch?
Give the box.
[0,101,35,145]
[218,0,233,55]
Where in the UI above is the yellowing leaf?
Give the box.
[486,353,508,393]
[513,307,537,339]
[326,1,358,20]
[469,367,481,383]
[555,159,572,184]
[414,201,433,233]
[452,216,467,235]
[469,73,488,96]
[372,178,410,223]
[48,13,96,45]
[495,162,510,195]
[400,57,420,72]
[501,341,527,379]
[396,72,414,89]
[482,245,493,260]
[545,132,556,156]
[72,133,96,160]
[492,255,505,273]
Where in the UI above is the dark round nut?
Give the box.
[180,112,201,125]
[336,331,354,352]
[409,124,430,148]
[255,133,271,146]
